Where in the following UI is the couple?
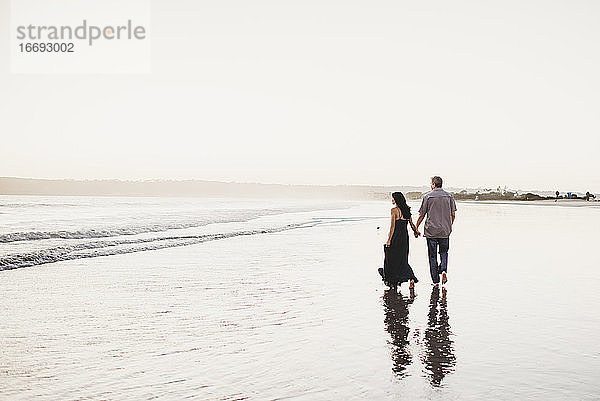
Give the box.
[379,176,457,291]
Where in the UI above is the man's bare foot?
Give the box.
[409,280,415,289]
[441,272,447,284]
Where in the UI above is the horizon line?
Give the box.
[0,176,594,194]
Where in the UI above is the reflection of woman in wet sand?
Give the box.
[383,288,416,377]
[422,286,456,387]
[379,192,420,291]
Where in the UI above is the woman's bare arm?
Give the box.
[386,209,396,245]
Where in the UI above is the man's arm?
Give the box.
[409,216,420,237]
[415,213,425,230]
[416,197,427,231]
[451,211,455,224]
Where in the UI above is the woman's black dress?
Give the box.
[381,219,418,287]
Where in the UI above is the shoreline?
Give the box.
[459,199,600,208]
[1,193,599,209]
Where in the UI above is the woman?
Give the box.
[379,192,420,290]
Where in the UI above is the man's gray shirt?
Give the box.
[418,188,457,238]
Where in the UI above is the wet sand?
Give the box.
[1,201,599,400]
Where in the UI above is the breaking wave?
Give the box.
[0,221,320,271]
[0,206,345,244]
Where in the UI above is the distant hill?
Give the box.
[4,177,581,201]
[0,177,429,200]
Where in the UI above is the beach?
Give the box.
[1,197,599,400]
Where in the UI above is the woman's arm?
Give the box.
[386,210,396,246]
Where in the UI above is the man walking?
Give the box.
[415,176,457,286]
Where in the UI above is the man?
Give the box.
[415,176,457,286]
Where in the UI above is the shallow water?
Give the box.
[1,197,599,400]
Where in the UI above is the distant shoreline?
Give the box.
[459,199,600,208]
[0,177,596,202]
[0,177,425,200]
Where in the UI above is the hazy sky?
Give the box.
[1,0,599,192]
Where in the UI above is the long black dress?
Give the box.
[381,218,418,287]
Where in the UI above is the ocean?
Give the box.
[1,196,599,400]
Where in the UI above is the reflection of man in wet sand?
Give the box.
[422,286,456,387]
[382,289,415,378]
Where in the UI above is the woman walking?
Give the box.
[379,192,420,291]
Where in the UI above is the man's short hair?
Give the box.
[431,176,443,188]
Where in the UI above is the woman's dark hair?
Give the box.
[392,192,411,219]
